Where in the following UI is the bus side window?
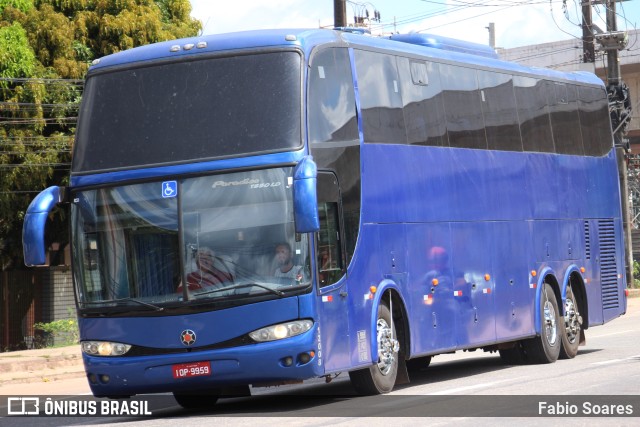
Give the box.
[317,201,344,287]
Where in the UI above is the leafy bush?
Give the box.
[633,260,640,288]
[34,317,78,347]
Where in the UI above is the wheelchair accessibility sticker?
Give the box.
[162,181,178,198]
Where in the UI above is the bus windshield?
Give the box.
[71,167,311,313]
[72,51,302,173]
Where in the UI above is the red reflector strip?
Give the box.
[322,295,333,303]
[483,288,491,294]
[529,283,537,289]
[424,294,433,300]
[454,290,462,297]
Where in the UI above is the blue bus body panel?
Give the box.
[80,297,300,348]
[353,144,625,357]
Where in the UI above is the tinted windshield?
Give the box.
[71,167,311,314]
[73,51,302,173]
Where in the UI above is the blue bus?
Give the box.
[23,29,628,406]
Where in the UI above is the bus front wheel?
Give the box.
[349,302,399,394]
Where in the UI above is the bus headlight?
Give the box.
[249,319,313,342]
[82,341,131,356]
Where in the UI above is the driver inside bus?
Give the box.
[177,247,234,292]
[274,242,304,281]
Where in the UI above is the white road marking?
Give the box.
[428,378,525,395]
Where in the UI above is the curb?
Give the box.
[0,347,85,386]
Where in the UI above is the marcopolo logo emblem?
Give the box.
[180,329,196,346]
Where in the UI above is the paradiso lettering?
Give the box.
[211,178,282,189]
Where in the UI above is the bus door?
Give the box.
[316,172,351,372]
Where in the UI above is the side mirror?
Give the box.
[23,186,63,266]
[293,156,319,233]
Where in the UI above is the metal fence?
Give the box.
[0,267,74,351]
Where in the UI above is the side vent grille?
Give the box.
[584,220,591,260]
[598,219,619,310]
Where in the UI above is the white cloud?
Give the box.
[191,0,333,35]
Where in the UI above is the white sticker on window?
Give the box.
[393,80,398,93]
[318,66,325,79]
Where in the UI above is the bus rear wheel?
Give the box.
[522,283,561,364]
[173,391,220,409]
[349,302,399,395]
[559,284,582,359]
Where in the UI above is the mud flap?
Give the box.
[395,354,410,386]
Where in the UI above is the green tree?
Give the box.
[0,0,201,268]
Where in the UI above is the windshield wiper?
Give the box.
[84,297,164,312]
[194,283,285,298]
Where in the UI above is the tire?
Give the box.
[406,355,432,373]
[173,391,219,409]
[559,284,582,359]
[522,283,561,364]
[349,302,399,394]
[499,341,527,365]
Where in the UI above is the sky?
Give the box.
[189,0,639,50]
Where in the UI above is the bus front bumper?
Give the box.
[83,327,322,396]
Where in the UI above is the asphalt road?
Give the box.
[2,297,639,426]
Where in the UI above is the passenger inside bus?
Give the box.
[177,247,234,292]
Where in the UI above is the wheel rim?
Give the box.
[543,297,558,346]
[376,318,399,375]
[564,295,580,344]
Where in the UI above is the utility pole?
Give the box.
[593,0,633,288]
[581,1,595,63]
[486,23,495,49]
[334,0,347,28]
